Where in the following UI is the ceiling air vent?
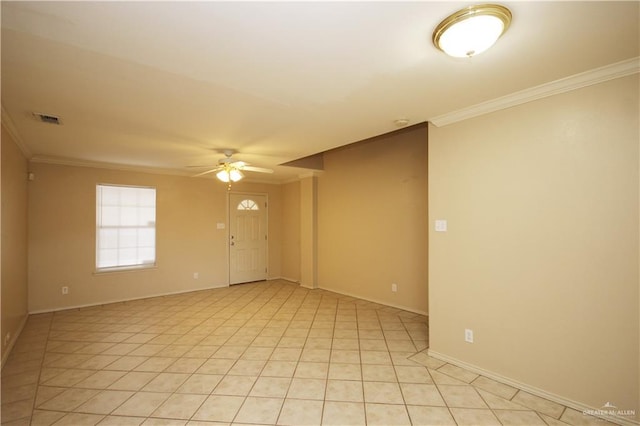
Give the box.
[32,112,62,125]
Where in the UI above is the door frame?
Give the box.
[227,191,269,285]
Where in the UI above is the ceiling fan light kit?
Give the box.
[216,168,244,183]
[433,4,512,58]
[191,149,273,190]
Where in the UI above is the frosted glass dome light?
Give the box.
[433,4,512,58]
[216,168,244,183]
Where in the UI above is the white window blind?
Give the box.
[96,184,156,271]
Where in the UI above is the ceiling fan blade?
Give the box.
[192,167,222,177]
[242,165,274,174]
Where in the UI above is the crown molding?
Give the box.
[429,56,640,127]
[30,155,196,177]
[276,172,322,185]
[1,106,33,158]
[236,176,284,185]
[298,171,323,179]
[29,155,287,185]
[281,177,303,185]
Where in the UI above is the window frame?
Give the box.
[95,183,157,273]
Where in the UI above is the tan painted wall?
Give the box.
[28,163,282,312]
[317,125,429,314]
[300,176,318,289]
[281,180,300,282]
[1,126,29,361]
[429,75,639,416]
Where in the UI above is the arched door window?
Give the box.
[237,199,259,210]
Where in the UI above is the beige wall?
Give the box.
[429,75,639,417]
[300,176,318,289]
[1,126,29,362]
[317,125,429,314]
[28,163,282,312]
[281,180,301,282]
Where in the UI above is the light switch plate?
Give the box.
[217,223,225,230]
[465,329,474,343]
[435,220,447,232]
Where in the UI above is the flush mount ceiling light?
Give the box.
[433,4,512,58]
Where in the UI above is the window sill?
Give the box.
[94,264,157,275]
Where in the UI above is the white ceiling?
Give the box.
[2,1,638,182]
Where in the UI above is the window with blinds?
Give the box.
[96,184,156,271]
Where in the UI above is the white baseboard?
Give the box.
[28,283,230,315]
[29,278,305,315]
[1,314,29,368]
[427,350,638,426]
[269,279,428,317]
[268,276,300,284]
[317,285,428,316]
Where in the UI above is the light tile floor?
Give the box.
[1,280,616,425]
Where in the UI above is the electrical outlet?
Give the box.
[193,272,199,279]
[391,283,398,292]
[435,219,448,232]
[4,333,11,346]
[464,329,474,343]
[61,286,69,295]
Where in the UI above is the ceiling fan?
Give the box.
[191,149,274,185]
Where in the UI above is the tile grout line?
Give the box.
[319,289,340,426]
[381,307,419,424]
[74,282,270,422]
[227,281,311,424]
[6,282,440,426]
[28,313,56,424]
[216,281,288,424]
[273,284,324,425]
[174,283,260,421]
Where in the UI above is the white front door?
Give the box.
[229,193,268,285]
